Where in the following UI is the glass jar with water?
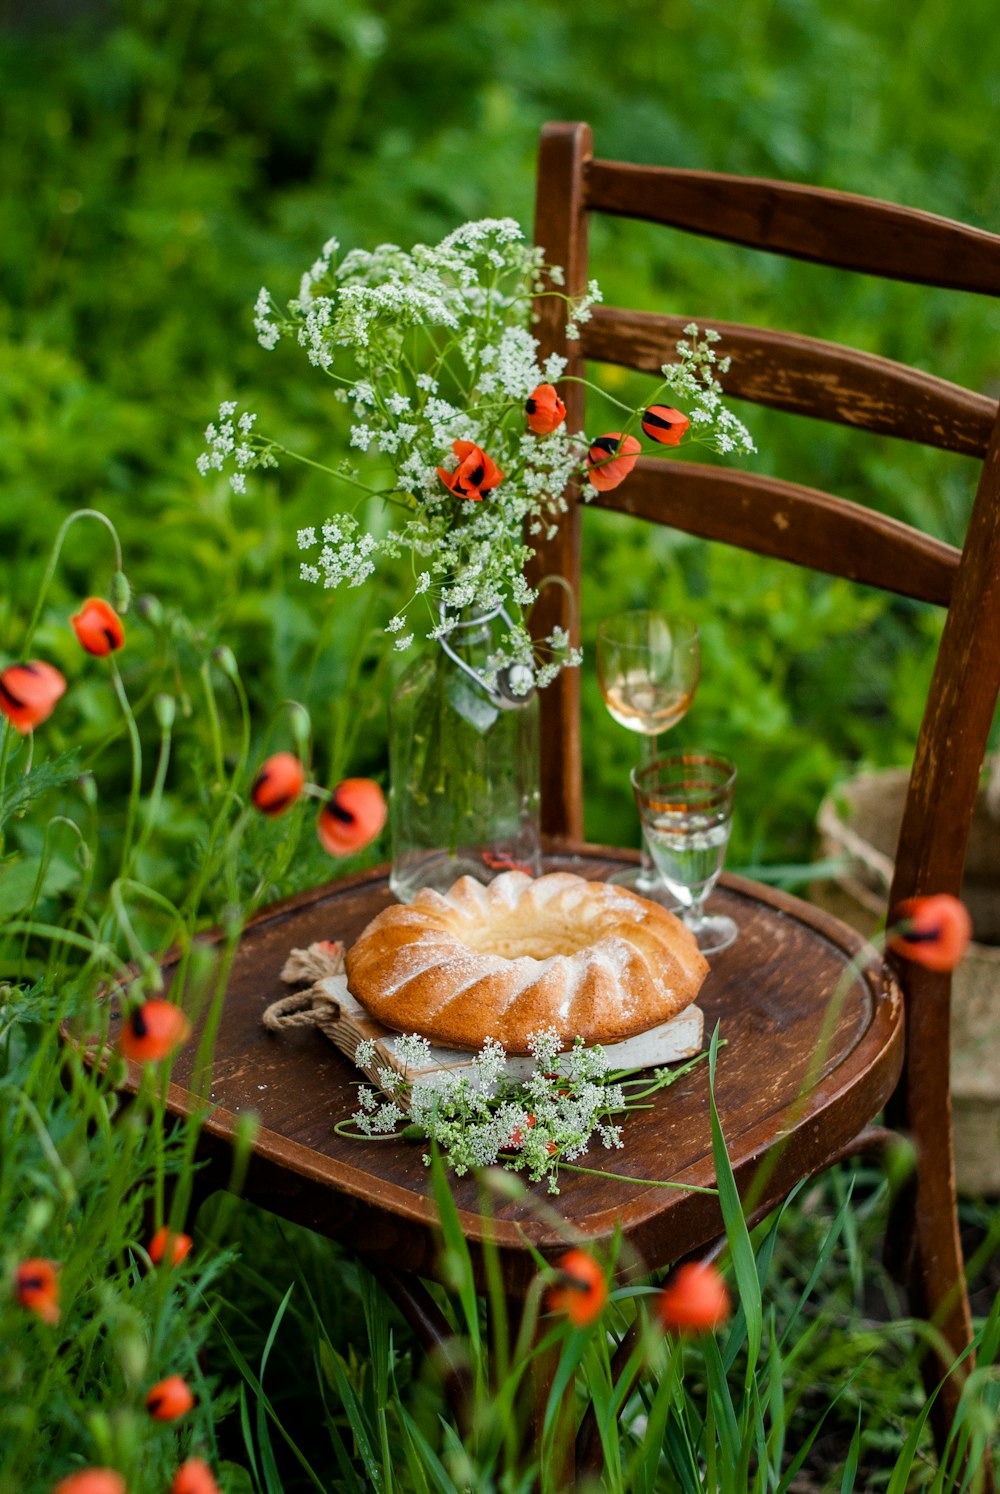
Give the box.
[388,605,542,903]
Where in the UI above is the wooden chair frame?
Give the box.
[528,119,1000,1469]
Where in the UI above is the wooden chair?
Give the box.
[528,120,1000,1468]
[133,125,999,1482]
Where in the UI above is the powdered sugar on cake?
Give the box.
[344,871,710,1054]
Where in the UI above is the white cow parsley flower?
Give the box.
[200,218,754,684]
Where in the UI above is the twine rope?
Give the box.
[261,940,347,1039]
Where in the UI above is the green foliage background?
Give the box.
[3,0,1000,867]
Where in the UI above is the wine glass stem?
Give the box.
[636,731,660,878]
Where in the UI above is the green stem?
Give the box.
[269,441,414,510]
[126,717,172,874]
[199,658,225,786]
[558,1162,718,1194]
[110,656,143,872]
[22,507,124,654]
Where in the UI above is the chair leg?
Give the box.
[895,1158,987,1486]
[886,1022,987,1487]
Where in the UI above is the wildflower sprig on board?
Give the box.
[198,219,754,687]
[341,1027,713,1194]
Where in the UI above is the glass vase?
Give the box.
[389,607,541,902]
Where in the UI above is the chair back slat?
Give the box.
[582,308,998,456]
[585,159,1000,294]
[590,462,960,606]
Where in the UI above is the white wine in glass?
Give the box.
[632,751,738,954]
[596,610,701,900]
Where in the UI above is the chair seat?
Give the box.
[117,846,903,1296]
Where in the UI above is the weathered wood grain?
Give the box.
[582,307,998,456]
[588,459,960,606]
[585,159,1000,293]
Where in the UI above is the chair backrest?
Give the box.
[529,120,1000,1166]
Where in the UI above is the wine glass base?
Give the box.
[686,913,738,956]
[606,863,681,909]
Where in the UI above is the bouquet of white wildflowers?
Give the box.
[198,217,754,686]
[340,1027,714,1194]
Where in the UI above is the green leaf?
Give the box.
[708,1024,763,1372]
[840,1410,862,1493]
[428,1145,481,1364]
[213,1310,327,1494]
[398,1405,459,1494]
[0,854,78,919]
[0,750,81,829]
[318,1337,384,1491]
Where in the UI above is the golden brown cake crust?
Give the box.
[344,871,709,1053]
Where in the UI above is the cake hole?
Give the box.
[457,914,598,961]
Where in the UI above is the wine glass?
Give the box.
[595,610,700,901]
[631,752,738,955]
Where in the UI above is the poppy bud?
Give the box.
[145,1374,195,1421]
[641,405,690,446]
[154,694,176,731]
[70,598,126,656]
[888,894,972,972]
[109,570,132,615]
[148,1227,193,1266]
[525,383,566,435]
[251,752,306,816]
[317,778,387,857]
[658,1262,731,1335]
[0,661,67,733]
[14,1258,60,1324]
[118,1001,191,1063]
[136,594,163,626]
[436,440,504,502]
[586,433,641,492]
[171,1459,222,1494]
[53,1470,127,1494]
[212,645,239,681]
[287,701,312,758]
[546,1248,607,1327]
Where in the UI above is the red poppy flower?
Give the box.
[586,433,642,492]
[0,661,67,734]
[118,1001,191,1063]
[509,1114,536,1148]
[641,406,690,446]
[70,597,125,656]
[888,894,973,972]
[525,383,566,435]
[52,1471,127,1494]
[251,752,306,816]
[546,1248,607,1327]
[658,1262,731,1334]
[317,778,387,856]
[148,1227,193,1266]
[171,1459,221,1494]
[145,1374,195,1421]
[436,440,504,502]
[15,1258,60,1324]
